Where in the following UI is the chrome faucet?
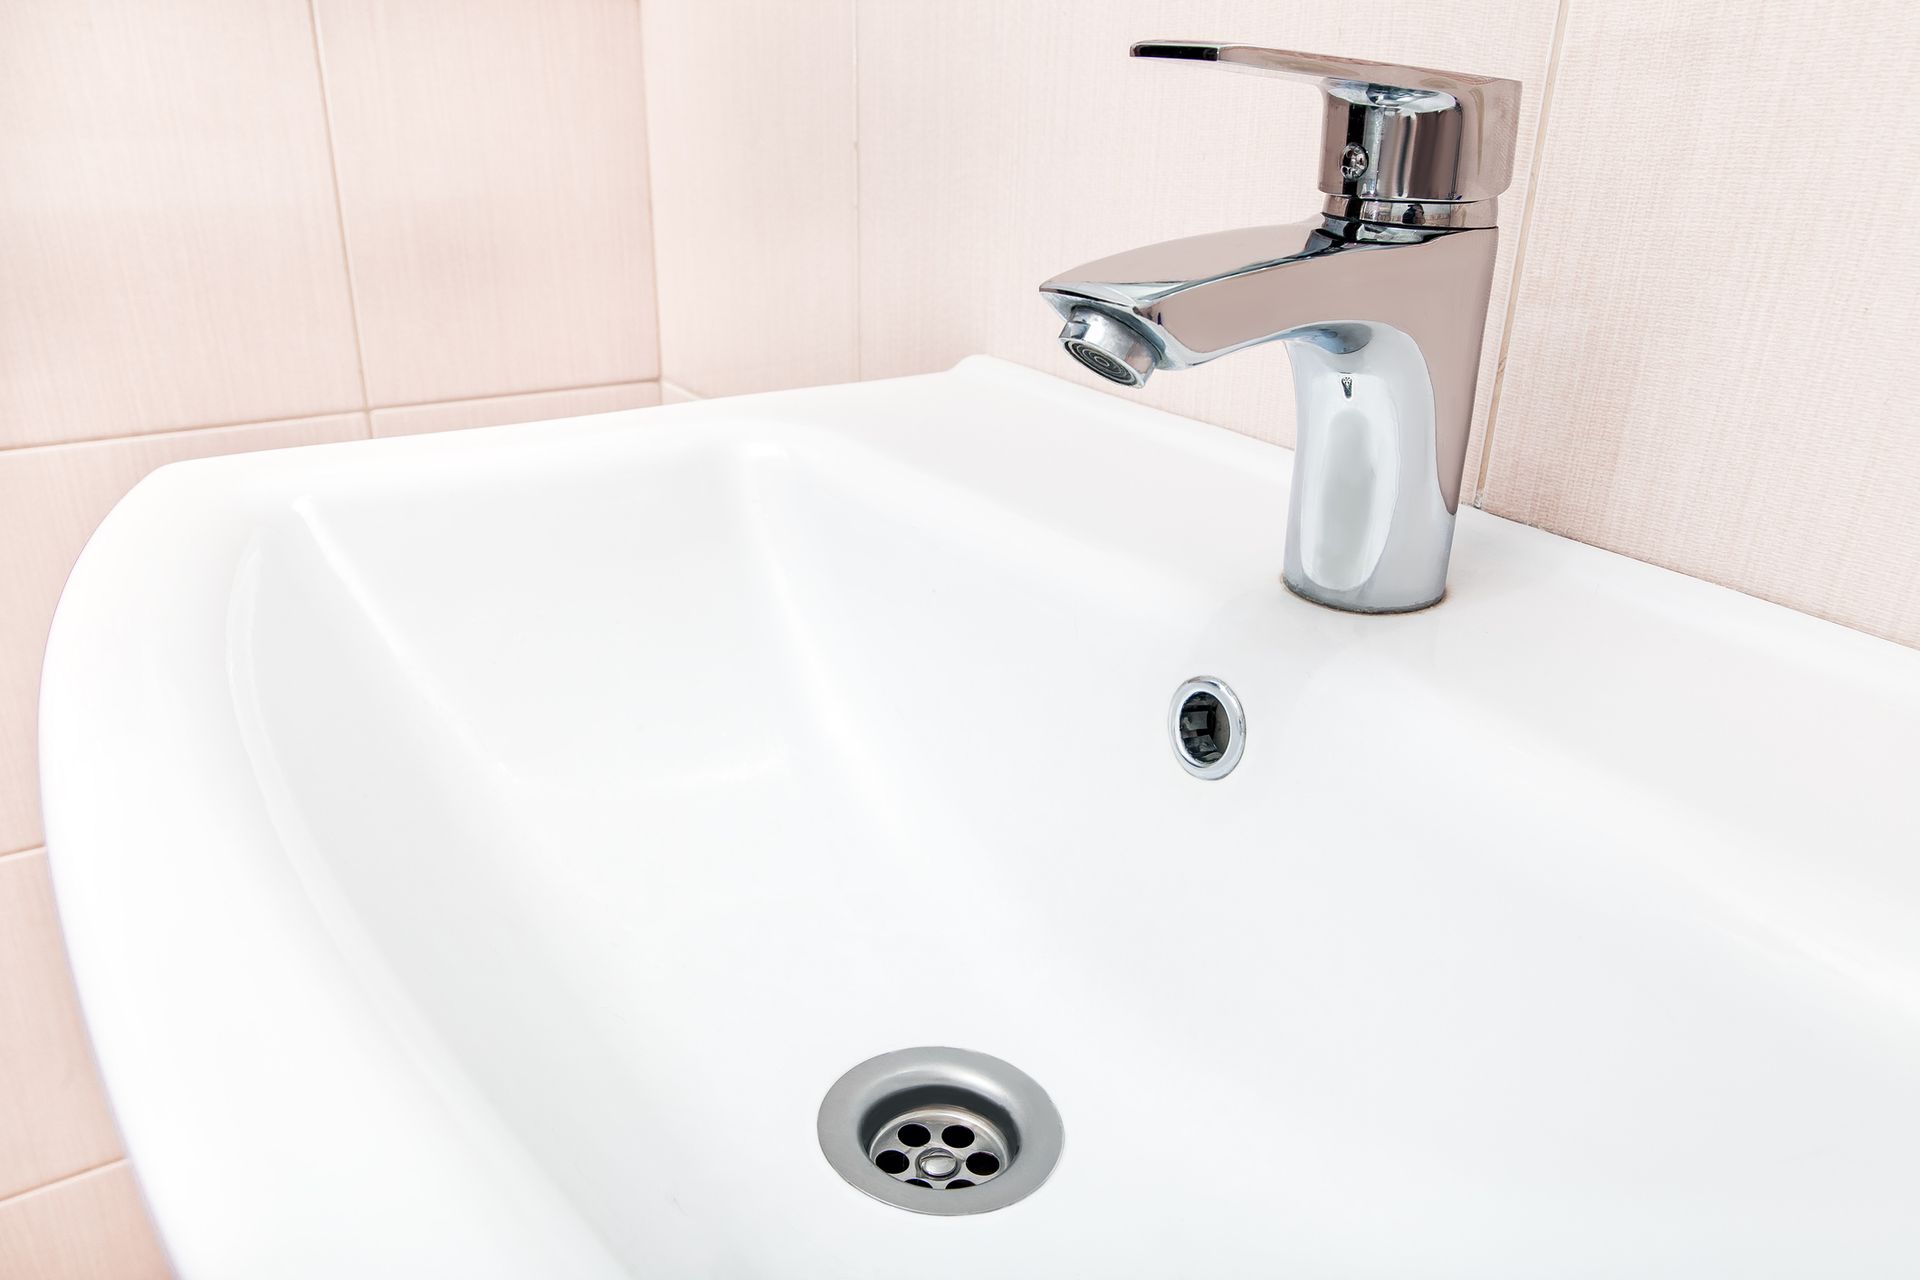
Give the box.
[1040,42,1521,613]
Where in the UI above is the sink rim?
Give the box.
[38,356,1920,1277]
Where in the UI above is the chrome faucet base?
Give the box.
[1038,41,1520,615]
[1279,319,1458,613]
[1282,577,1446,614]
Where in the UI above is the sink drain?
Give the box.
[1170,676,1246,780]
[868,1104,1011,1190]
[818,1047,1063,1215]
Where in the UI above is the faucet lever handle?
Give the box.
[1132,40,1521,206]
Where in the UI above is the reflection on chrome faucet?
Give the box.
[1040,41,1521,613]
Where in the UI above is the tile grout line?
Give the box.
[635,6,665,392]
[0,409,368,455]
[849,0,862,382]
[304,0,375,438]
[0,844,44,863]
[369,378,662,415]
[0,380,664,456]
[0,1158,126,1210]
[1472,0,1572,509]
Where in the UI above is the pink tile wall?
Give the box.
[1,0,659,1265]
[315,0,660,406]
[0,851,124,1202]
[641,0,859,396]
[0,0,362,447]
[1477,0,1920,645]
[0,1164,170,1280]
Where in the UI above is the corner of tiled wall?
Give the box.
[640,0,860,398]
[0,1,661,1269]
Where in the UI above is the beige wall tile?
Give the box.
[0,1162,170,1280]
[1480,0,1920,646]
[0,415,367,854]
[642,0,859,397]
[0,0,364,449]
[316,0,659,408]
[854,0,1559,470]
[371,381,661,436]
[0,851,120,1201]
[659,381,701,405]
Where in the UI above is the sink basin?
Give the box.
[40,357,1920,1276]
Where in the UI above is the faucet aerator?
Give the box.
[1060,307,1156,388]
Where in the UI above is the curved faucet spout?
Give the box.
[1039,40,1517,613]
[1040,214,1498,611]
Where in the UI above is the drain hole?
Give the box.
[821,1047,1064,1215]
[860,1103,1015,1198]
[1177,692,1228,764]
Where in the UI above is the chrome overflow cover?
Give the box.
[1170,676,1246,779]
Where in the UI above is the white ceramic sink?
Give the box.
[40,358,1920,1277]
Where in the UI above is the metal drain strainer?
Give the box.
[818,1047,1062,1215]
[867,1104,1010,1190]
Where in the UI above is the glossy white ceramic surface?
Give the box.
[40,358,1920,1276]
